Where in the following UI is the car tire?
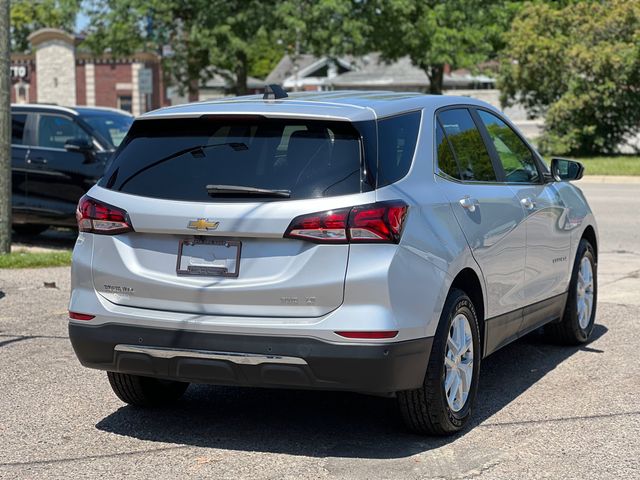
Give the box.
[397,288,481,435]
[107,372,189,407]
[12,224,49,236]
[547,239,597,345]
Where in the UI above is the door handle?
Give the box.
[459,196,479,212]
[520,197,535,210]
[27,157,48,165]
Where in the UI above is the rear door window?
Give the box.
[35,115,91,149]
[437,109,497,182]
[101,117,368,201]
[377,111,421,187]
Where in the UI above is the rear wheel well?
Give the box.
[450,268,485,355]
[581,226,598,260]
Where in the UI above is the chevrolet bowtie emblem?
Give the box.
[187,218,220,231]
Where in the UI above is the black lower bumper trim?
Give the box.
[69,323,432,393]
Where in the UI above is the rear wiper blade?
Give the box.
[118,142,248,191]
[206,185,291,198]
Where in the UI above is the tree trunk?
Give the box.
[0,0,11,254]
[187,79,199,102]
[235,52,248,96]
[427,64,445,95]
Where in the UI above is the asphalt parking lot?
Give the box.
[1,181,639,479]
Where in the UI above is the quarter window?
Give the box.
[36,115,91,150]
[477,110,539,183]
[11,114,27,145]
[436,121,460,180]
[437,109,496,182]
[377,111,421,187]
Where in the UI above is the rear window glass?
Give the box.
[377,111,421,187]
[100,117,369,201]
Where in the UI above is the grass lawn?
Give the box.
[0,249,72,269]
[571,156,640,176]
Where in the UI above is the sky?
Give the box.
[75,0,90,33]
[75,12,89,32]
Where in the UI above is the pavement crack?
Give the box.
[0,334,69,349]
[600,249,640,256]
[600,268,640,287]
[480,410,640,428]
[0,337,32,348]
[0,445,189,468]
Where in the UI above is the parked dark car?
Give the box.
[11,104,134,234]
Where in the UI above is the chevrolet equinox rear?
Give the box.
[69,90,599,435]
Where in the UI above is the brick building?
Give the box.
[10,28,167,116]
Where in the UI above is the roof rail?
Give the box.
[263,84,288,100]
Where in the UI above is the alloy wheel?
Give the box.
[577,256,595,329]
[444,313,474,412]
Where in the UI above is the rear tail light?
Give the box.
[284,208,350,243]
[284,201,408,244]
[76,195,133,235]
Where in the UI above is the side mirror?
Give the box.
[550,157,584,182]
[64,138,93,153]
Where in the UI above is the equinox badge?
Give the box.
[187,218,220,231]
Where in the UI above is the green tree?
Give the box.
[499,0,640,155]
[84,0,283,97]
[83,0,370,97]
[10,0,81,52]
[276,0,370,57]
[365,0,522,94]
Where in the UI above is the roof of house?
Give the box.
[201,73,265,90]
[265,54,328,84]
[265,53,495,91]
[329,53,495,89]
[329,54,426,88]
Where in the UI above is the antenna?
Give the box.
[263,84,288,100]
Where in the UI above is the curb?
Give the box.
[579,175,640,184]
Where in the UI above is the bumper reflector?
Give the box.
[69,311,95,321]
[335,331,399,339]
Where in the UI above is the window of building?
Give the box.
[118,95,133,113]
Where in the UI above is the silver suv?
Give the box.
[68,90,598,435]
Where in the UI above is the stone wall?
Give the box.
[32,37,76,105]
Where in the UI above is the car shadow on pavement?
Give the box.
[12,228,77,250]
[96,324,608,459]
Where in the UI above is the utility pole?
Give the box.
[0,0,10,253]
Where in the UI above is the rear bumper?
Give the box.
[69,323,432,393]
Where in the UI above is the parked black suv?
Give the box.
[11,104,133,234]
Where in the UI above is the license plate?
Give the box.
[176,238,241,277]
